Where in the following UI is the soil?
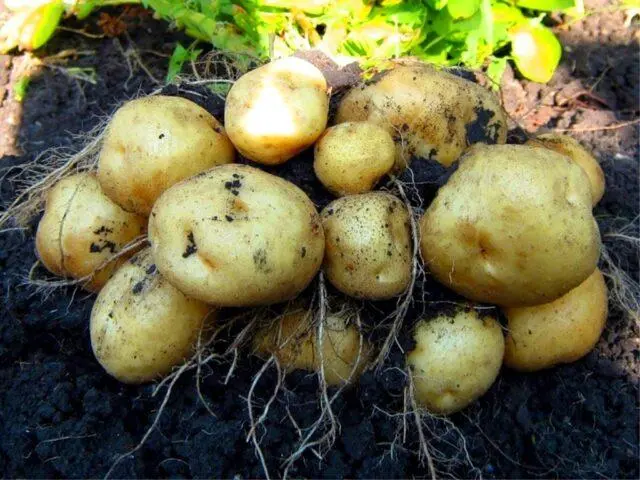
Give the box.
[1,3,638,479]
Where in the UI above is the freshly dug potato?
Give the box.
[98,95,235,215]
[224,57,329,165]
[149,164,325,306]
[253,308,370,385]
[321,192,412,300]
[420,144,601,307]
[407,309,505,414]
[504,268,608,372]
[90,248,213,383]
[314,122,395,196]
[35,173,146,292]
[526,133,605,206]
[335,61,507,169]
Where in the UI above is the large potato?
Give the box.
[504,268,608,372]
[224,57,329,165]
[335,61,507,169]
[407,309,504,414]
[314,122,395,196]
[90,248,213,383]
[149,164,325,306]
[321,192,412,300]
[420,144,601,307]
[98,95,235,215]
[526,133,605,206]
[35,173,146,292]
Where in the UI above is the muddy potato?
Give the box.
[149,164,324,306]
[420,144,601,307]
[407,309,505,414]
[90,249,213,383]
[526,133,605,206]
[35,173,146,292]
[224,57,329,165]
[504,268,608,372]
[321,192,412,300]
[314,122,395,196]
[98,95,235,215]
[335,61,507,170]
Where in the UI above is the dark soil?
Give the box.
[1,4,638,479]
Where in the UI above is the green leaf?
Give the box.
[486,56,507,90]
[166,42,202,83]
[510,22,561,82]
[31,1,65,50]
[13,76,30,102]
[515,0,575,11]
[426,0,449,9]
[447,0,480,19]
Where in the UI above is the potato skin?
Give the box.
[98,95,235,215]
[335,61,507,169]
[407,309,505,414]
[420,144,601,307]
[321,192,412,300]
[90,248,212,384]
[35,173,146,292]
[314,122,395,196]
[149,164,325,306]
[224,57,329,165]
[526,133,605,206]
[504,268,608,372]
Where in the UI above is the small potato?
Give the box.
[526,133,605,206]
[407,309,505,414]
[149,164,324,306]
[253,308,370,385]
[321,192,412,300]
[335,61,507,169]
[90,249,213,383]
[504,268,608,372]
[224,57,329,165]
[314,122,395,196]
[420,144,601,307]
[35,173,146,292]
[98,95,235,215]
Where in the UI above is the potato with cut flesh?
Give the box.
[149,164,325,306]
[321,192,412,300]
[407,309,504,414]
[98,95,235,215]
[224,57,329,165]
[420,144,601,307]
[35,173,146,292]
[90,248,213,383]
[504,268,608,372]
[314,122,395,196]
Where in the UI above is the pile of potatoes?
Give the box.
[34,56,608,415]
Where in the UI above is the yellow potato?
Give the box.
[98,95,235,215]
[504,268,608,372]
[224,57,329,165]
[90,248,213,383]
[35,173,146,292]
[526,133,605,206]
[314,122,395,196]
[321,192,412,300]
[407,309,505,414]
[420,144,601,307]
[149,164,325,306]
[335,61,507,169]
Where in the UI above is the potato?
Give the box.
[35,173,146,292]
[253,308,370,385]
[335,61,507,169]
[149,164,325,306]
[420,144,601,307]
[314,122,395,196]
[504,268,608,372]
[321,192,412,300]
[526,133,605,206]
[224,57,329,165]
[407,309,504,414]
[98,95,235,215]
[90,248,213,383]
